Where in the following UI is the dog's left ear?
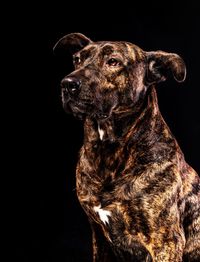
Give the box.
[53,33,93,55]
[145,51,186,84]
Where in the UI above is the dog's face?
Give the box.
[54,33,186,120]
[59,40,146,120]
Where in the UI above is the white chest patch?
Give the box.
[98,126,104,140]
[93,205,111,225]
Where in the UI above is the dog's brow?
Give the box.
[80,46,96,61]
[101,45,115,56]
[100,43,130,59]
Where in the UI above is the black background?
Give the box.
[9,2,200,261]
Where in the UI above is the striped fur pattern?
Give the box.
[54,33,200,261]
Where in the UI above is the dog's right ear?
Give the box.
[53,33,93,56]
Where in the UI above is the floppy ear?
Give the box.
[53,33,93,55]
[146,51,186,84]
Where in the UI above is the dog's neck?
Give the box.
[83,86,163,145]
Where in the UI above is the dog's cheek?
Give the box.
[126,73,147,105]
[123,62,147,103]
[115,74,128,90]
[94,87,119,118]
[114,74,136,105]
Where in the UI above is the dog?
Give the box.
[53,33,200,261]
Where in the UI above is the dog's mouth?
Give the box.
[62,99,89,119]
[61,88,116,120]
[62,97,113,121]
[64,100,111,120]
[62,89,95,119]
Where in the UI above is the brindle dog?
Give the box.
[53,33,200,261]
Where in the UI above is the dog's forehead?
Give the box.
[77,41,144,61]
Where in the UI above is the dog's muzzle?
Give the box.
[61,76,81,96]
[61,76,91,119]
[61,76,111,120]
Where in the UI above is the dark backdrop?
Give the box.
[10,2,199,262]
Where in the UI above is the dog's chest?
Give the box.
[76,143,155,259]
[76,149,146,251]
[76,171,151,260]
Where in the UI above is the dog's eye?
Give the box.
[74,56,81,65]
[107,58,121,67]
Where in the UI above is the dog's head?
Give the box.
[54,33,186,120]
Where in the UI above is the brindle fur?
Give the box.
[54,33,200,261]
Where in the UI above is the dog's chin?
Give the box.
[63,100,91,120]
[62,99,114,121]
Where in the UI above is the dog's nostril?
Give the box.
[69,81,81,94]
[61,77,81,95]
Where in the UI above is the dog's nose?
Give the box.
[61,77,81,95]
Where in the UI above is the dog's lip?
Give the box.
[63,97,111,119]
[66,100,94,115]
[68,101,85,111]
